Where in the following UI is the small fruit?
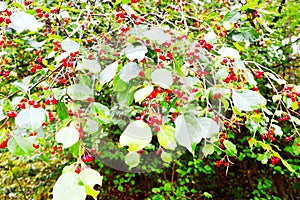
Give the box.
[7,111,17,118]
[33,143,40,149]
[74,167,81,174]
[51,97,58,104]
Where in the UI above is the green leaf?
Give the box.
[113,75,128,92]
[223,140,237,156]
[0,2,7,11]
[240,0,259,10]
[232,27,259,42]
[151,68,173,89]
[202,144,214,157]
[53,172,86,200]
[291,116,300,126]
[265,72,286,85]
[120,120,152,152]
[57,102,69,121]
[223,9,241,23]
[15,107,46,131]
[174,57,184,77]
[55,125,80,149]
[89,102,110,123]
[164,182,172,192]
[233,42,245,51]
[292,137,300,155]
[8,135,34,156]
[271,124,283,137]
[157,125,177,150]
[283,96,293,109]
[82,119,99,133]
[281,159,295,173]
[124,152,140,168]
[232,90,266,112]
[67,84,93,101]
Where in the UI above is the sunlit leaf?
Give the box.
[53,172,86,200]
[10,12,43,32]
[78,59,101,73]
[124,42,147,62]
[157,125,177,150]
[99,61,118,84]
[120,120,152,152]
[125,151,140,169]
[142,28,171,44]
[61,38,80,53]
[67,84,93,101]
[232,90,266,112]
[134,85,154,103]
[8,135,34,156]
[119,62,141,82]
[202,144,214,157]
[151,69,173,88]
[174,114,202,154]
[55,125,80,149]
[15,108,46,131]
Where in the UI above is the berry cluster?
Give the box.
[82,154,93,163]
[270,157,280,165]
[254,69,264,79]
[282,85,300,103]
[216,160,229,168]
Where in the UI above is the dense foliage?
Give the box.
[0,0,299,199]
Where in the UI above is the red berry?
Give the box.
[154,125,160,132]
[30,67,37,73]
[167,52,173,60]
[45,99,51,105]
[36,8,42,13]
[28,100,35,105]
[284,136,293,142]
[86,154,93,162]
[147,118,154,126]
[215,93,221,99]
[33,143,39,149]
[37,13,43,18]
[219,143,224,149]
[74,167,81,174]
[138,71,145,77]
[7,111,17,118]
[252,86,259,91]
[159,55,166,61]
[18,103,26,109]
[33,102,40,108]
[51,97,58,104]
[154,47,160,53]
[253,10,258,18]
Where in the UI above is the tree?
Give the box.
[0,0,299,199]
